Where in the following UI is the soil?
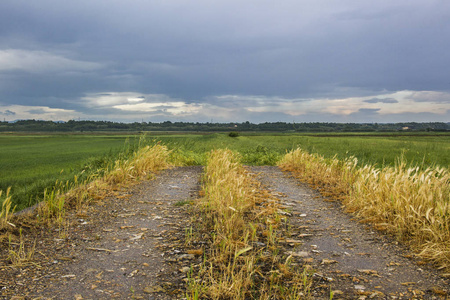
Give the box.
[1,165,448,299]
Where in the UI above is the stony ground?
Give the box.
[1,166,449,299]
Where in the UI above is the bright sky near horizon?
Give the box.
[0,0,449,123]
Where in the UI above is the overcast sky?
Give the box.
[0,0,449,123]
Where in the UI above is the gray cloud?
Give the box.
[0,109,16,116]
[0,0,449,122]
[358,108,381,113]
[26,108,48,114]
[0,50,102,73]
[364,98,399,104]
[405,91,450,103]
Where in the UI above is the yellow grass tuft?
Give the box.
[0,187,15,230]
[7,228,36,268]
[104,143,170,185]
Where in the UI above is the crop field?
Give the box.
[155,132,450,167]
[1,132,449,211]
[0,134,141,210]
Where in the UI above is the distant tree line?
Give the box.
[0,119,448,132]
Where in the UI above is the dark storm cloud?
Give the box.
[364,98,399,104]
[0,109,16,116]
[0,0,449,122]
[358,108,381,114]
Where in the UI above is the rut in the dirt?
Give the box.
[251,166,449,299]
[1,166,203,300]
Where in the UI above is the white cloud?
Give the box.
[0,49,102,73]
[405,91,450,103]
[81,92,150,107]
[205,90,450,118]
[2,90,448,123]
[303,91,450,116]
[0,105,79,121]
[113,101,201,115]
[81,92,202,116]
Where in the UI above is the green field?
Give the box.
[1,132,449,210]
[154,132,450,167]
[0,134,141,210]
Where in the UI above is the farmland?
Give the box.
[0,132,449,211]
[1,131,449,298]
[0,134,140,210]
[155,132,450,167]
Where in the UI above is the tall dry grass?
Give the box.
[0,187,15,230]
[103,143,171,185]
[188,149,312,299]
[279,148,450,271]
[0,143,171,226]
[196,149,260,299]
[56,143,171,214]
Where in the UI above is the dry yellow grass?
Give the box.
[279,148,450,271]
[1,143,171,226]
[0,187,14,230]
[64,143,171,213]
[103,143,171,185]
[6,228,36,268]
[188,149,312,299]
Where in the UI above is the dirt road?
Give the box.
[1,166,448,299]
[1,166,203,300]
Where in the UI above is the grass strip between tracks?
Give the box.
[186,149,313,299]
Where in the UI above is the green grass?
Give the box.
[154,132,450,168]
[1,132,449,211]
[0,134,141,210]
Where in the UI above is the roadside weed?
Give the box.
[175,199,192,206]
[0,187,15,229]
[7,228,36,267]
